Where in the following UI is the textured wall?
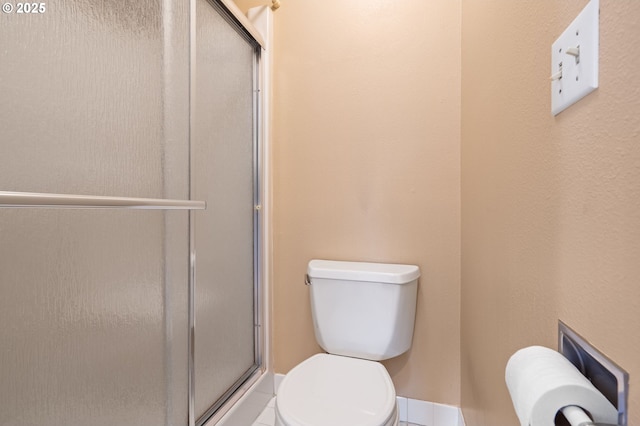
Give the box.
[234,1,640,422]
[239,0,462,404]
[461,1,640,425]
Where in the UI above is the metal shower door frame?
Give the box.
[188,1,265,425]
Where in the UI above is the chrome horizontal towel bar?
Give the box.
[0,191,206,210]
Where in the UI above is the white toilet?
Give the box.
[275,259,420,426]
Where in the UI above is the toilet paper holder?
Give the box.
[558,321,629,426]
[560,404,618,426]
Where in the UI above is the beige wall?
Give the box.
[461,1,640,425]
[234,0,640,423]
[235,0,462,404]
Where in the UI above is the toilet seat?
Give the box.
[275,354,397,426]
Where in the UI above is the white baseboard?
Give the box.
[274,372,285,394]
[396,396,465,426]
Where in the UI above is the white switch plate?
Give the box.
[551,0,599,116]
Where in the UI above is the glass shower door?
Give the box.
[192,0,261,423]
[0,1,262,425]
[0,1,191,425]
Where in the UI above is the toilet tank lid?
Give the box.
[308,260,420,284]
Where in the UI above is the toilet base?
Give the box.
[274,400,399,426]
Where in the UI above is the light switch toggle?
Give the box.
[549,71,562,81]
[566,46,580,63]
[549,63,563,81]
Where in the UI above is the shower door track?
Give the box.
[195,365,262,426]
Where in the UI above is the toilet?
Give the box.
[275,259,420,426]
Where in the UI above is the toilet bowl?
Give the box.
[274,260,420,426]
[275,354,398,426]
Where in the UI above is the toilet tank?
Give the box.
[307,260,420,361]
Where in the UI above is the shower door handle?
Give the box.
[0,191,206,210]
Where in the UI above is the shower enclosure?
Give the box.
[0,1,264,425]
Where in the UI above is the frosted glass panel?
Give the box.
[0,1,190,425]
[0,1,169,196]
[0,209,189,426]
[193,0,258,420]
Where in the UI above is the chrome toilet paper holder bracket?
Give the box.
[558,321,629,426]
[560,404,621,426]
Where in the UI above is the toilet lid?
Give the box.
[276,354,396,426]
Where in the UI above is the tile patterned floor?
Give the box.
[251,397,275,426]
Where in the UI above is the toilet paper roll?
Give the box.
[505,346,618,426]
